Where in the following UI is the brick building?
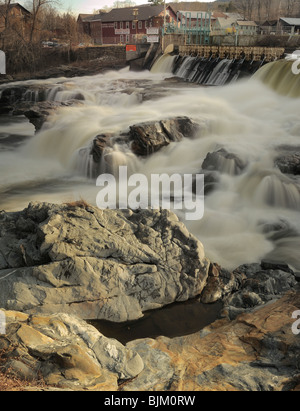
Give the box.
[78,4,177,45]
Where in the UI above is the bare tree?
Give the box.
[234,0,256,20]
[256,0,263,22]
[0,0,12,48]
[27,0,58,43]
[262,0,273,20]
[285,0,298,16]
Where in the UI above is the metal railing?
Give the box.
[164,12,211,45]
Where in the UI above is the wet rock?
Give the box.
[193,170,220,195]
[21,100,83,131]
[0,310,144,390]
[129,117,200,156]
[83,117,201,178]
[0,202,210,322]
[91,134,113,162]
[201,148,247,176]
[260,259,295,274]
[23,103,56,131]
[0,86,28,114]
[275,152,300,175]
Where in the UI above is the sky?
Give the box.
[20,0,215,15]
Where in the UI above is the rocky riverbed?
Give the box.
[1,62,300,391]
[0,202,299,391]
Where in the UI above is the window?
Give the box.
[126,21,130,29]
[132,21,136,30]
[138,21,143,30]
[126,34,130,43]
[120,35,124,43]
[120,21,123,29]
[114,22,118,29]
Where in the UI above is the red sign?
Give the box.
[126,45,137,52]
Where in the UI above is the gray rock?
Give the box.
[200,262,245,304]
[201,148,247,176]
[129,117,200,156]
[0,202,210,322]
[122,338,175,391]
[0,310,144,390]
[22,100,84,131]
[275,152,300,175]
[222,263,298,320]
[120,289,300,391]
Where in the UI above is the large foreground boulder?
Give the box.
[0,288,299,391]
[0,202,210,322]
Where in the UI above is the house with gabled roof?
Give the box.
[278,17,300,34]
[233,21,258,35]
[78,4,177,45]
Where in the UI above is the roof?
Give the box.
[235,20,258,26]
[178,10,216,20]
[212,12,227,18]
[168,2,209,13]
[261,20,277,26]
[280,17,300,26]
[0,2,31,15]
[78,14,94,21]
[98,5,165,22]
[216,17,238,28]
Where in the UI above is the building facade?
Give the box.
[233,21,258,35]
[278,18,300,34]
[78,5,177,45]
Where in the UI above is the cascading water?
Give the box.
[0,59,300,273]
[253,58,300,97]
[151,53,263,86]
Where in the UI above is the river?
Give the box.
[0,58,300,272]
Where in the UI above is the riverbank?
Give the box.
[0,46,127,85]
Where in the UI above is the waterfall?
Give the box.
[1,60,300,272]
[150,54,177,74]
[253,59,300,97]
[204,59,234,86]
[152,54,263,86]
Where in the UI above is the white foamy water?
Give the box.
[0,61,300,271]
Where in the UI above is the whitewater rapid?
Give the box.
[0,62,300,271]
